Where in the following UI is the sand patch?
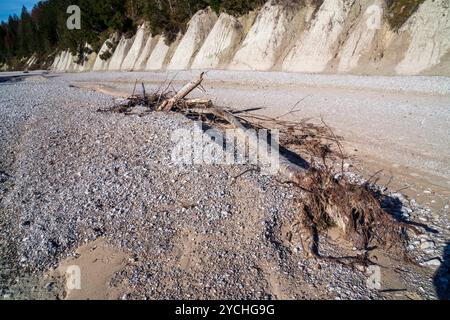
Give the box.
[50,238,129,300]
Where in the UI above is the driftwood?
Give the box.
[95,73,419,263]
[186,105,309,186]
[173,76,418,262]
[158,72,205,111]
[184,99,213,108]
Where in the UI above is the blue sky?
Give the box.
[0,0,41,23]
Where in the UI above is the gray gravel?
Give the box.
[0,73,448,300]
[63,70,450,95]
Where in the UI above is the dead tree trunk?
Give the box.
[187,105,309,185]
[158,72,205,111]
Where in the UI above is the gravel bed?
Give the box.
[0,74,447,299]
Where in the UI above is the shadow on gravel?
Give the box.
[434,242,450,300]
[0,75,26,83]
[187,114,310,170]
[0,71,53,83]
[381,195,439,234]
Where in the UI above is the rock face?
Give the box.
[338,0,384,73]
[48,0,450,76]
[92,35,118,71]
[134,35,157,70]
[58,51,73,72]
[396,0,450,75]
[108,35,134,71]
[65,54,78,72]
[283,0,355,72]
[168,8,218,70]
[145,36,170,70]
[121,24,150,71]
[50,53,62,71]
[25,55,37,69]
[230,2,296,71]
[82,51,98,72]
[54,51,68,71]
[51,44,97,73]
[92,42,110,71]
[191,13,244,69]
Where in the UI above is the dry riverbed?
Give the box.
[0,71,449,300]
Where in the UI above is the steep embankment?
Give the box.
[337,0,385,73]
[191,13,245,69]
[167,8,218,70]
[50,0,450,76]
[108,36,134,71]
[229,1,299,71]
[395,0,450,75]
[134,34,158,71]
[121,24,150,71]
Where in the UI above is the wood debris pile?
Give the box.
[99,73,422,266]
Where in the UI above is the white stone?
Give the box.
[338,0,384,72]
[121,24,150,71]
[108,35,134,71]
[168,8,217,70]
[396,0,450,75]
[420,240,435,250]
[134,34,157,70]
[421,258,442,268]
[191,13,244,69]
[145,36,170,70]
[283,0,355,73]
[230,2,295,71]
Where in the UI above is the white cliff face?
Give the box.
[55,51,68,71]
[108,35,134,71]
[72,44,96,72]
[60,51,72,71]
[25,55,37,69]
[134,35,157,70]
[121,24,150,71]
[283,0,355,73]
[145,36,170,70]
[52,51,62,71]
[338,0,384,73]
[191,13,244,69]
[67,54,79,72]
[51,47,96,72]
[80,48,97,72]
[84,52,97,72]
[50,53,62,70]
[93,36,117,71]
[230,2,295,71]
[168,8,218,70]
[396,0,450,75]
[49,1,450,76]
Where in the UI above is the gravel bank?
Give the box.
[66,71,450,215]
[0,73,448,299]
[64,70,450,96]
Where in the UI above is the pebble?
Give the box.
[421,258,442,268]
[1,72,448,300]
[420,240,435,250]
